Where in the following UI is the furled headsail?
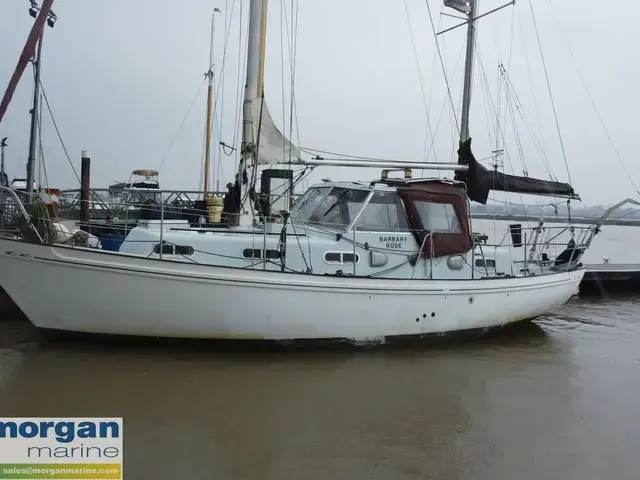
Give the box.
[240,0,300,167]
[222,0,301,225]
[249,98,300,166]
[453,138,579,204]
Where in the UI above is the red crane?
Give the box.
[0,0,55,126]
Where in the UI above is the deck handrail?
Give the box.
[0,185,43,243]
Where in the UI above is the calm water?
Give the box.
[1,294,640,479]
[1,226,640,479]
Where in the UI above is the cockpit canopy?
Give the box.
[290,180,472,258]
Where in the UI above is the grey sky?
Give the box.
[0,0,637,206]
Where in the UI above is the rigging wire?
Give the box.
[423,42,466,163]
[280,0,287,166]
[479,77,496,150]
[424,0,460,135]
[493,4,527,228]
[424,11,444,164]
[289,0,300,158]
[156,0,249,197]
[432,4,460,162]
[499,6,517,168]
[166,0,240,178]
[501,67,528,175]
[38,78,80,186]
[475,42,528,215]
[402,0,440,174]
[546,0,640,196]
[515,7,551,177]
[233,0,247,170]
[526,0,572,185]
[300,146,439,164]
[499,65,557,179]
[197,99,208,193]
[157,76,207,172]
[205,0,241,181]
[214,0,232,191]
[280,0,301,159]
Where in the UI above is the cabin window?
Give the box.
[153,242,194,256]
[242,248,280,260]
[414,201,461,233]
[324,252,360,264]
[342,253,358,263]
[174,245,194,255]
[290,187,331,222]
[355,192,410,232]
[475,258,496,268]
[306,187,370,230]
[324,252,341,263]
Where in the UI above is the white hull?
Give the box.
[0,238,584,344]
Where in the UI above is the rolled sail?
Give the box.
[454,138,579,204]
[250,98,300,165]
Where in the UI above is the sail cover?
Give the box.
[250,98,300,165]
[454,138,578,204]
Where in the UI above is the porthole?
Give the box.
[153,242,194,256]
[323,252,360,265]
[475,258,496,268]
[242,248,280,259]
[342,253,357,263]
[324,252,341,263]
[174,245,194,255]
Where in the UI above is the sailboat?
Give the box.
[0,0,629,344]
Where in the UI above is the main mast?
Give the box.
[226,0,268,226]
[241,0,268,169]
[458,0,477,144]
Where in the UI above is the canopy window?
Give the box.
[397,181,471,258]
